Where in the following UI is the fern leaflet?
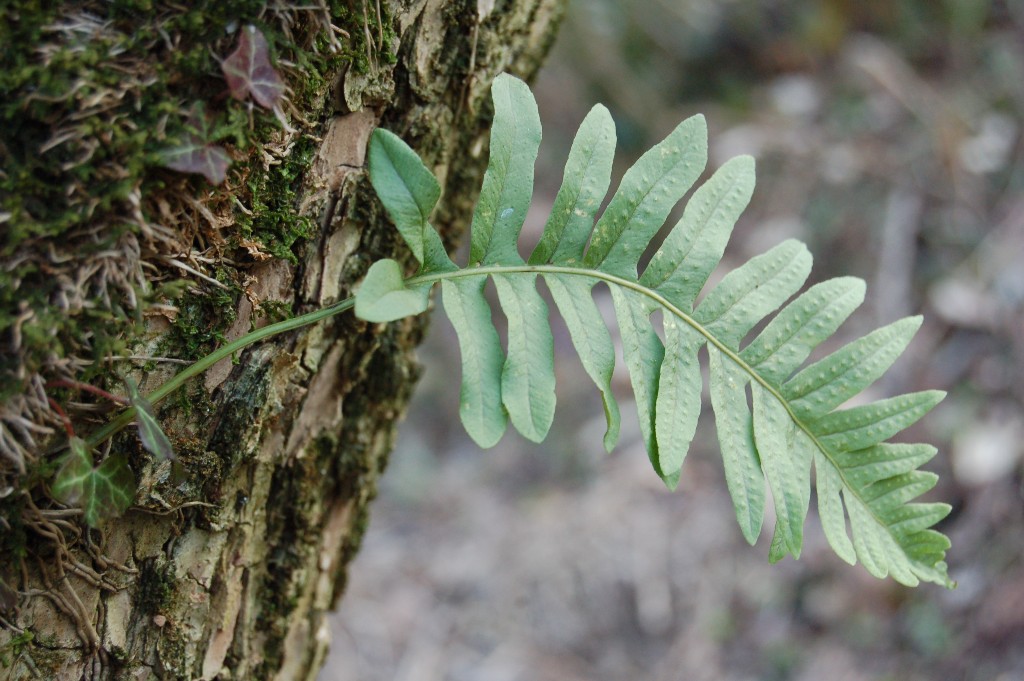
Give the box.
[361,73,952,588]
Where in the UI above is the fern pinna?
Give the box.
[360,73,952,588]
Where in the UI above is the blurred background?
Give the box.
[321,1,1024,679]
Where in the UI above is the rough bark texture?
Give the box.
[0,2,564,679]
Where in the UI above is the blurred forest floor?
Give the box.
[321,2,1024,679]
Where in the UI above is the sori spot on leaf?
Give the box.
[360,73,953,588]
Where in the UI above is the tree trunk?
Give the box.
[0,2,564,679]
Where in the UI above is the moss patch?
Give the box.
[0,10,398,600]
[0,2,377,666]
[136,558,176,616]
[0,1,364,434]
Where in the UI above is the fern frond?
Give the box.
[362,73,952,587]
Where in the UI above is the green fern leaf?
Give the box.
[544,275,620,451]
[529,105,615,265]
[355,259,431,322]
[366,128,441,266]
[361,74,953,588]
[493,273,556,442]
[472,74,542,266]
[708,348,764,544]
[611,285,666,476]
[441,277,507,448]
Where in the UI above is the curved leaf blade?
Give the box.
[126,379,174,461]
[881,502,951,538]
[368,128,442,265]
[530,104,616,265]
[441,277,507,448]
[493,273,556,442]
[545,274,620,451]
[654,317,703,487]
[611,286,664,478]
[784,316,922,419]
[753,385,812,557]
[584,115,708,278]
[356,259,431,322]
[814,450,856,565]
[834,443,937,488]
[695,239,812,345]
[812,390,945,453]
[709,348,765,545]
[641,155,755,308]
[741,276,866,384]
[471,73,542,266]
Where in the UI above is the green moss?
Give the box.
[0,3,406,669]
[164,276,240,363]
[0,629,33,668]
[107,645,129,666]
[0,628,66,677]
[136,558,176,616]
[239,133,320,263]
[137,432,224,519]
[207,361,268,468]
[0,1,367,403]
[254,299,293,324]
[155,632,190,680]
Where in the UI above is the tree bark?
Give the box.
[0,2,564,679]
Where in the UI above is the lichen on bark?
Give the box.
[1,1,565,678]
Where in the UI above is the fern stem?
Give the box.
[83,297,355,450]
[84,264,831,494]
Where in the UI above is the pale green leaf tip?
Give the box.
[602,432,616,454]
[726,154,755,173]
[739,522,760,547]
[661,468,681,491]
[464,423,504,450]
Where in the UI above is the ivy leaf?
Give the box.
[52,438,136,527]
[222,25,286,109]
[160,138,231,185]
[125,379,175,461]
[159,103,231,184]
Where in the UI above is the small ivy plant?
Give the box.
[57,74,953,589]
